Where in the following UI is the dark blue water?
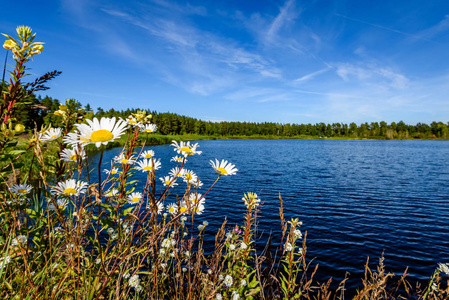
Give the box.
[88,139,449,289]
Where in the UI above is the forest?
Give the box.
[21,95,449,140]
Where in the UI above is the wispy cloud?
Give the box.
[415,14,449,40]
[266,0,297,43]
[294,68,330,84]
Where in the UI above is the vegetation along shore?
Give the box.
[1,26,448,299]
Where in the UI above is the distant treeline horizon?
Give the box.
[26,95,449,140]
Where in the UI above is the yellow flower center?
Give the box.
[70,154,77,161]
[145,154,152,158]
[132,197,140,203]
[90,129,113,143]
[179,146,191,153]
[50,134,58,139]
[143,166,153,172]
[165,180,171,185]
[63,188,77,195]
[217,167,227,175]
[179,207,187,213]
[169,207,175,212]
[185,174,192,181]
[111,169,117,174]
[121,159,129,164]
[17,189,27,194]
[128,120,136,124]
[145,129,153,132]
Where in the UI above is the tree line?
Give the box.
[24,96,449,140]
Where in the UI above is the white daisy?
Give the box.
[140,123,157,133]
[75,117,127,148]
[182,170,197,183]
[126,117,140,127]
[170,155,185,163]
[48,198,68,211]
[62,131,87,147]
[189,193,205,205]
[114,153,136,165]
[140,150,155,159]
[60,147,86,162]
[170,141,202,157]
[40,128,62,142]
[191,203,205,215]
[169,167,186,178]
[104,189,119,198]
[178,201,188,215]
[128,274,141,288]
[103,168,120,176]
[50,179,88,197]
[159,176,177,187]
[135,158,161,173]
[148,201,164,214]
[191,179,203,189]
[127,192,143,205]
[166,203,178,215]
[10,184,33,195]
[210,159,238,176]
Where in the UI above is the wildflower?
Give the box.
[178,202,188,215]
[114,153,136,165]
[191,179,203,188]
[182,170,197,183]
[51,179,88,197]
[135,158,161,173]
[104,189,119,198]
[128,274,141,288]
[161,263,167,269]
[111,233,118,240]
[107,228,114,235]
[103,168,119,176]
[241,242,248,250]
[126,117,139,126]
[192,203,205,215]
[140,123,158,133]
[75,117,127,147]
[160,176,177,187]
[285,242,293,252]
[95,258,101,264]
[293,229,303,240]
[210,159,238,176]
[185,251,190,257]
[127,192,143,205]
[40,128,62,142]
[229,244,236,251]
[226,232,233,239]
[124,272,130,279]
[11,235,26,246]
[60,147,86,162]
[438,263,449,275]
[180,216,187,222]
[171,155,185,163]
[62,131,86,147]
[171,140,202,157]
[198,224,204,231]
[161,238,172,248]
[166,203,178,215]
[242,192,261,209]
[182,267,187,272]
[232,291,240,300]
[135,285,143,292]
[0,256,11,268]
[218,274,224,281]
[240,279,247,287]
[224,275,233,287]
[183,232,188,237]
[10,184,33,196]
[169,167,186,178]
[152,201,164,214]
[207,269,213,275]
[140,150,155,159]
[203,221,209,226]
[216,293,223,300]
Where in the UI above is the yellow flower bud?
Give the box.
[32,44,43,52]
[3,39,16,50]
[14,124,25,133]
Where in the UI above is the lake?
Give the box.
[88,139,449,290]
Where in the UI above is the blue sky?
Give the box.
[2,0,449,125]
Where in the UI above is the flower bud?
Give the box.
[14,124,25,133]
[3,39,15,50]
